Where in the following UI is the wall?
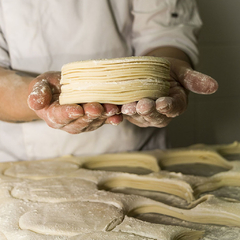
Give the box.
[167,0,240,147]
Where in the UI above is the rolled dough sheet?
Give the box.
[19,201,124,236]
[70,231,156,240]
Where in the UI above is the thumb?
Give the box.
[27,79,52,111]
[181,69,218,94]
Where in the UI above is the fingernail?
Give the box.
[136,98,155,114]
[122,108,136,115]
[110,121,120,126]
[105,109,118,117]
[156,98,172,111]
[158,102,169,110]
[121,106,136,115]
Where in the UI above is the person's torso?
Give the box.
[0,0,134,72]
[0,0,166,161]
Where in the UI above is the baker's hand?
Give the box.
[27,71,123,134]
[121,58,218,128]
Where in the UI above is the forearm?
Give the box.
[0,67,39,122]
[145,47,193,67]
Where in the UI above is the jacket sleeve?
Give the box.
[0,5,10,69]
[131,0,202,66]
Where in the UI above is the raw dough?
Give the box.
[4,159,79,179]
[1,143,240,239]
[0,176,203,240]
[70,231,156,240]
[19,201,124,236]
[59,56,170,105]
[82,152,160,173]
[194,160,240,197]
[113,216,204,240]
[99,173,194,203]
[129,194,240,227]
[189,141,240,160]
[4,152,160,180]
[155,149,233,169]
[11,178,98,203]
[0,232,7,240]
[10,172,194,204]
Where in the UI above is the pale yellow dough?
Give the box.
[71,231,155,240]
[194,160,240,197]
[155,149,233,169]
[19,201,124,236]
[59,56,170,105]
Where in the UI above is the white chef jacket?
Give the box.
[0,0,202,161]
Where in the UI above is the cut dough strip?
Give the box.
[128,195,240,227]
[112,217,204,240]
[155,149,233,169]
[99,174,194,203]
[194,160,240,197]
[60,56,170,105]
[190,141,240,159]
[82,152,160,173]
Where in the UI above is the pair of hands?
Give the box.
[27,58,218,134]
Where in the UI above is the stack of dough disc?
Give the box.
[59,56,170,105]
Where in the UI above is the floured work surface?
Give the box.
[59,56,170,105]
[1,143,240,239]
